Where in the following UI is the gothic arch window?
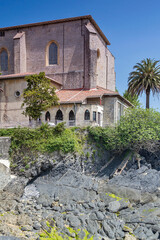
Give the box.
[46,41,58,65]
[45,111,51,121]
[55,109,63,121]
[69,110,75,121]
[84,110,90,120]
[0,49,8,71]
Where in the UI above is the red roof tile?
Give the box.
[0,72,36,79]
[56,87,132,106]
[0,73,62,86]
[57,87,116,103]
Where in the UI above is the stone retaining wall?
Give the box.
[0,137,11,159]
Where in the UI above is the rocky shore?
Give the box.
[0,150,160,240]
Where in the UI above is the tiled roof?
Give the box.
[56,87,132,106]
[0,72,36,79]
[0,73,62,86]
[0,15,110,45]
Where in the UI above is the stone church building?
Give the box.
[0,15,131,127]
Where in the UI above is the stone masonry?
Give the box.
[0,15,131,127]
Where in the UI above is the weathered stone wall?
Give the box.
[106,49,116,91]
[0,20,85,89]
[103,96,129,126]
[89,30,107,89]
[0,18,115,91]
[103,97,116,126]
[0,137,11,159]
[0,78,28,125]
[0,30,15,75]
[88,23,115,91]
[42,103,103,127]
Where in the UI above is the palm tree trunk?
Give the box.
[146,90,150,109]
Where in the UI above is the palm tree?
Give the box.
[128,58,160,109]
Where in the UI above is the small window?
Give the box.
[0,49,8,71]
[84,110,90,120]
[93,111,96,121]
[0,32,5,37]
[49,42,58,65]
[15,91,21,98]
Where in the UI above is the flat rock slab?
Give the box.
[109,166,160,194]
[34,168,99,204]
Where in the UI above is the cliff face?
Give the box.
[0,136,160,240]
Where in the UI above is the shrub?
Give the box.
[53,122,66,134]
[45,128,81,153]
[117,108,160,152]
[89,108,160,153]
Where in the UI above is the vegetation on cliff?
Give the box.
[0,108,160,166]
[89,107,160,153]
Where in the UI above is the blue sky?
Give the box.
[1,0,160,109]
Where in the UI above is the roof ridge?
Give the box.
[0,15,110,45]
[0,15,91,30]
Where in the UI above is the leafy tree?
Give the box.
[22,72,59,120]
[128,58,160,109]
[89,108,160,153]
[123,90,140,107]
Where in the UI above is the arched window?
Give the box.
[69,110,75,121]
[84,110,90,120]
[49,42,58,65]
[45,111,51,121]
[0,49,8,71]
[55,109,63,121]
